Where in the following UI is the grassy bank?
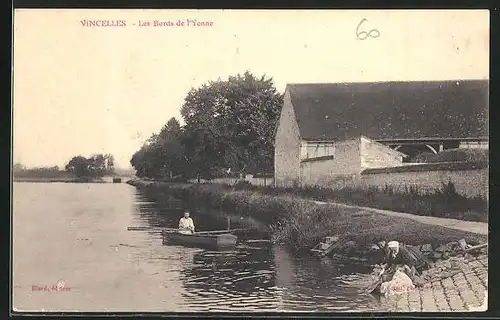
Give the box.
[232,181,487,223]
[128,180,487,252]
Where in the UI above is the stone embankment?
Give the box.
[381,253,488,312]
[319,237,487,264]
[316,235,488,311]
[358,239,488,312]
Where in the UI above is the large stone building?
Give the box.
[274,80,488,187]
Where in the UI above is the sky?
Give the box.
[13,9,489,169]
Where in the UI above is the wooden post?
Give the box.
[227,216,231,230]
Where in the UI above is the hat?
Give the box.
[387,241,399,249]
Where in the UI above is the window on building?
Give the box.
[314,144,319,157]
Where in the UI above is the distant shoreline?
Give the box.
[13,177,119,183]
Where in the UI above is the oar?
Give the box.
[127,227,255,234]
[195,228,253,235]
[127,226,176,232]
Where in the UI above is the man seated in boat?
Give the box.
[178,210,195,234]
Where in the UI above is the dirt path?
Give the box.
[313,201,488,236]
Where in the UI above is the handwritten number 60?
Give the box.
[356,18,380,40]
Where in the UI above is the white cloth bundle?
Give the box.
[379,270,415,297]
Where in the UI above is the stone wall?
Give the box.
[297,158,487,199]
[189,174,274,187]
[360,162,488,198]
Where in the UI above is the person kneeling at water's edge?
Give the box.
[179,210,195,234]
[369,240,430,295]
[383,241,429,285]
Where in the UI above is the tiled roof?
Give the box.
[287,80,488,141]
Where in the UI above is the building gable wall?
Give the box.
[274,90,301,187]
[360,136,404,169]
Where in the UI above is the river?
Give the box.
[13,182,385,312]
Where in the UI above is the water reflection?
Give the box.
[133,190,241,232]
[131,192,183,228]
[179,243,280,311]
[272,246,382,311]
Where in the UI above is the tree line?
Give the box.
[130,71,283,181]
[13,164,69,178]
[14,153,115,178]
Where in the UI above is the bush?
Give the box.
[233,180,254,190]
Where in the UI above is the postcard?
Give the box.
[12,9,488,313]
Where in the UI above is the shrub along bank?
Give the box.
[128,180,487,253]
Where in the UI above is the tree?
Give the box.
[65,156,91,177]
[157,118,184,178]
[180,71,283,178]
[65,154,116,178]
[13,163,26,173]
[130,117,186,179]
[105,154,115,174]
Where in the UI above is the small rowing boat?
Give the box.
[162,230,238,250]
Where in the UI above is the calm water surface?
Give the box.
[13,182,384,312]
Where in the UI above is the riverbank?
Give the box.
[126,179,487,253]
